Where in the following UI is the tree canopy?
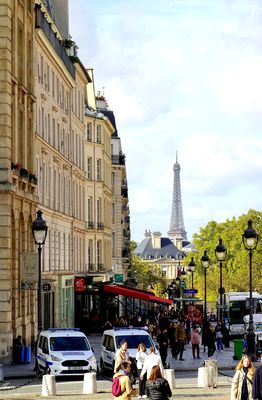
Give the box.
[182,209,262,302]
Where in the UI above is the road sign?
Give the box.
[114,274,123,283]
[183,289,198,294]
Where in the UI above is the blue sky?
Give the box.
[69,0,262,243]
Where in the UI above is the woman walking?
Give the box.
[231,354,255,400]
[146,365,172,400]
[140,346,164,380]
[136,343,147,399]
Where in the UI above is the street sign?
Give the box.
[183,289,198,294]
[114,274,123,283]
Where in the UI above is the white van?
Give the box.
[36,328,97,376]
[100,327,156,374]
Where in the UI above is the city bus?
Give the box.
[223,292,262,338]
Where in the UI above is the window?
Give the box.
[97,240,102,264]
[96,125,102,143]
[88,197,93,224]
[96,159,101,180]
[87,123,92,141]
[87,157,92,179]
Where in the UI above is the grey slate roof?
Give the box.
[134,237,180,260]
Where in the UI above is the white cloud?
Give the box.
[69,0,262,242]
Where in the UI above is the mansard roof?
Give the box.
[134,237,180,260]
[101,110,118,137]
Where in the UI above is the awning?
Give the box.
[103,284,173,305]
[148,294,173,305]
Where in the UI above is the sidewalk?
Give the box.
[2,340,261,379]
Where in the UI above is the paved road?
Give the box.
[0,371,235,399]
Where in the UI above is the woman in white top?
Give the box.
[140,346,164,380]
[136,343,148,398]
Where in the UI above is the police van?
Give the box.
[36,328,97,376]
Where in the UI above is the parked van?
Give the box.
[100,327,156,374]
[36,328,97,376]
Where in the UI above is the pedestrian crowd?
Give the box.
[109,308,262,399]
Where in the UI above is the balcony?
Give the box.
[97,222,104,230]
[35,5,75,79]
[97,263,105,272]
[88,263,95,272]
[87,221,94,229]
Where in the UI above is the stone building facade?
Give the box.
[0,0,130,359]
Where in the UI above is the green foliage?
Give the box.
[183,209,262,302]
[130,241,166,296]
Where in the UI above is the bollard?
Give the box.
[164,369,175,390]
[197,366,208,387]
[41,374,56,397]
[0,364,4,382]
[83,372,97,394]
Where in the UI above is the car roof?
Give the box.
[103,328,150,336]
[40,329,87,338]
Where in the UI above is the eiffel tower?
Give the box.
[168,153,187,246]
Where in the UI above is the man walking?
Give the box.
[252,353,262,400]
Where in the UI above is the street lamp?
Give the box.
[188,257,196,288]
[32,210,48,334]
[242,219,258,360]
[201,250,210,320]
[215,238,227,321]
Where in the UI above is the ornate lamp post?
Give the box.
[242,220,258,360]
[32,210,48,334]
[215,238,227,321]
[201,250,210,320]
[188,257,196,288]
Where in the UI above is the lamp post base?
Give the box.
[246,330,256,361]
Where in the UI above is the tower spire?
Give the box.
[168,153,187,245]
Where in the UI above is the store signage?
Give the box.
[74,277,85,292]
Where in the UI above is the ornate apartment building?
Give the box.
[0,0,130,360]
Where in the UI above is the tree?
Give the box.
[182,209,262,302]
[130,241,166,296]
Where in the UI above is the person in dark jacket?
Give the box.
[146,365,172,400]
[252,353,262,400]
[205,324,216,358]
[157,328,169,367]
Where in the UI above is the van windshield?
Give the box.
[49,336,90,351]
[116,335,153,349]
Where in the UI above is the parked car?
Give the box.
[100,327,156,374]
[36,328,97,376]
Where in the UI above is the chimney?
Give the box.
[151,231,161,249]
[144,229,151,238]
[176,236,183,251]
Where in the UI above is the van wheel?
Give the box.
[36,362,43,378]
[45,364,51,375]
[100,358,105,375]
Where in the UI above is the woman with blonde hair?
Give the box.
[136,343,147,399]
[231,354,256,400]
[145,365,172,400]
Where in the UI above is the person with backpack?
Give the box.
[145,365,172,400]
[112,361,133,399]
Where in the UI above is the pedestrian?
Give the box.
[136,343,148,399]
[140,345,164,380]
[13,335,23,364]
[157,328,169,367]
[114,339,130,373]
[145,365,172,400]
[169,320,178,359]
[177,320,187,361]
[231,354,255,400]
[252,353,262,400]
[222,320,230,348]
[215,320,224,351]
[113,361,133,400]
[191,326,201,359]
[206,324,216,358]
